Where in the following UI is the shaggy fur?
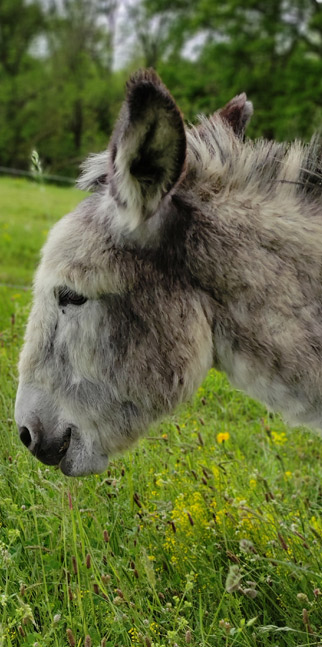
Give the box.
[15,69,322,476]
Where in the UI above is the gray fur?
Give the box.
[15,69,322,476]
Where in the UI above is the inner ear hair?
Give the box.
[125,69,186,190]
[219,93,253,138]
[109,68,187,228]
[126,69,183,128]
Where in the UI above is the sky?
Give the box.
[30,0,141,69]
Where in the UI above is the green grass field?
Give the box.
[1,176,322,647]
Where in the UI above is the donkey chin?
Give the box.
[15,384,109,476]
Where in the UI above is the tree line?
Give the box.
[1,0,322,178]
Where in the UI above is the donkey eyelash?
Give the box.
[57,287,88,307]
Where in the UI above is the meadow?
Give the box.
[1,176,322,647]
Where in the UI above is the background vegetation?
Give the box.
[2,0,322,179]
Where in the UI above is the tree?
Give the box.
[0,0,125,176]
[0,0,45,168]
[0,0,44,75]
[34,0,116,173]
[139,0,322,141]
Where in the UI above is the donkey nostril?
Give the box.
[19,426,32,448]
[59,427,72,455]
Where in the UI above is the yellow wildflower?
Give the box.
[271,431,287,446]
[216,432,230,444]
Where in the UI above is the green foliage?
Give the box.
[0,0,44,169]
[1,181,322,646]
[2,0,322,178]
[151,0,322,140]
[0,0,126,177]
[0,0,44,76]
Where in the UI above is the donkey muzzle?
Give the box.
[18,421,72,466]
[15,383,109,476]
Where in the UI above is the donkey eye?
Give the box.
[57,287,88,307]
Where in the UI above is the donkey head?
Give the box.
[15,70,252,475]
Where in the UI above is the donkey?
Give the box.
[15,69,322,476]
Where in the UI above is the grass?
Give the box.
[0,177,82,331]
[1,177,322,646]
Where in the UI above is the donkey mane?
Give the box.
[187,117,322,205]
[77,150,110,191]
[78,113,322,209]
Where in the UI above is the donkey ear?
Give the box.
[109,69,186,232]
[219,93,253,138]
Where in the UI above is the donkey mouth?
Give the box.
[55,424,109,476]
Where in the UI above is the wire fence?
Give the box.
[0,166,75,185]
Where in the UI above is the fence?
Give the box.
[0,166,75,186]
